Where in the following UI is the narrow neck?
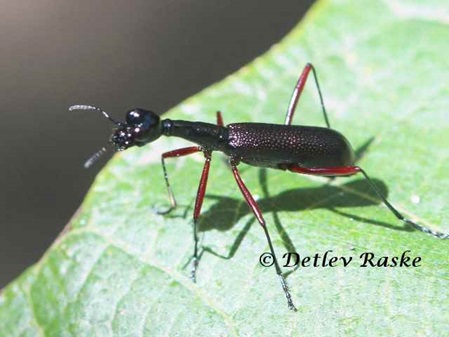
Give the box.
[161,119,227,151]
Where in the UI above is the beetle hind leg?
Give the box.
[288,164,448,239]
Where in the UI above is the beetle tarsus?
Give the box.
[278,275,297,311]
[403,219,449,239]
[190,258,198,283]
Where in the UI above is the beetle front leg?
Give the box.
[190,151,212,282]
[159,146,202,215]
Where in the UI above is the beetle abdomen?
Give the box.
[226,123,354,169]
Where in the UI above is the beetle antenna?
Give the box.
[69,104,122,126]
[84,146,107,168]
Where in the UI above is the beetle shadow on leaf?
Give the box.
[199,176,410,233]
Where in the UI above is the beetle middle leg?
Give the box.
[230,160,297,311]
[285,63,330,128]
[216,110,224,126]
[288,165,449,239]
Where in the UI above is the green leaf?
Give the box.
[1,0,448,335]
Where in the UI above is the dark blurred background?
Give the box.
[0,1,314,288]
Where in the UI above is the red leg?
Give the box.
[231,163,296,311]
[160,146,201,214]
[288,165,448,239]
[288,165,360,176]
[191,152,212,282]
[284,63,330,128]
[216,110,224,126]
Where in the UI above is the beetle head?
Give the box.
[110,108,161,151]
[69,105,161,167]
